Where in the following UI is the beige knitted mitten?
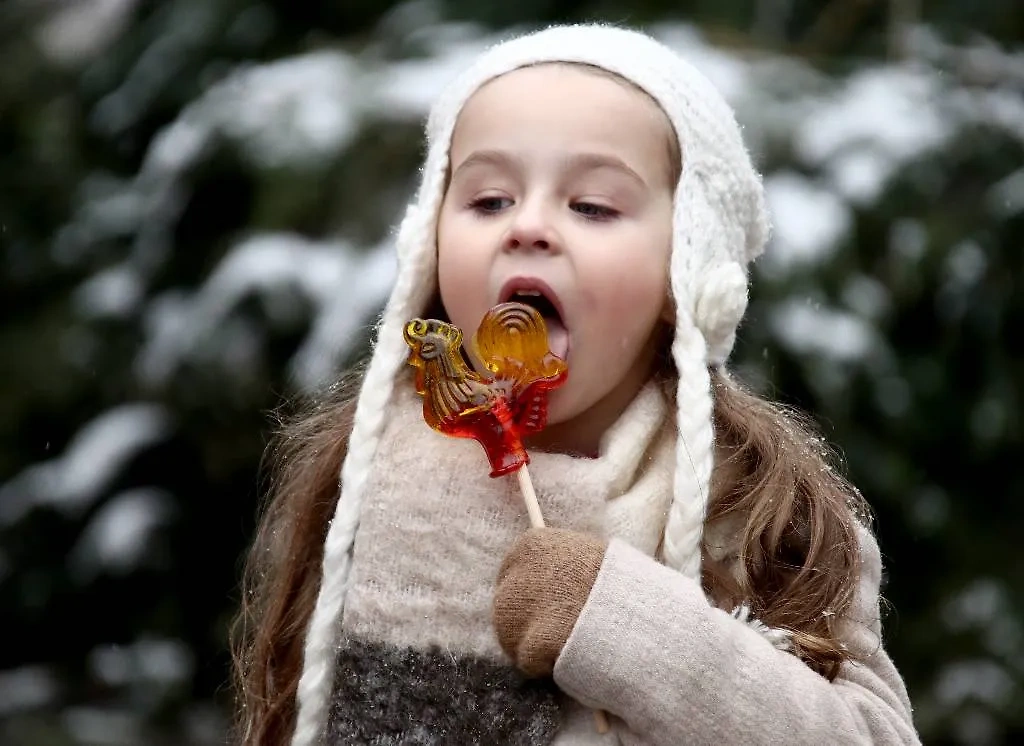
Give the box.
[493,528,608,678]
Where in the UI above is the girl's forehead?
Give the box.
[449,64,679,183]
[458,63,656,119]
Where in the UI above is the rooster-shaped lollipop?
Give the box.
[403,302,568,526]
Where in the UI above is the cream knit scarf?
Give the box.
[327,371,675,743]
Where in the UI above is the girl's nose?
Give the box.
[506,233,550,250]
[504,202,557,252]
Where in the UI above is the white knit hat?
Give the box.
[292,23,769,745]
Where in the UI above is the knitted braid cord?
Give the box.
[292,201,443,746]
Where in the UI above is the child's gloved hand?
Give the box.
[493,527,608,678]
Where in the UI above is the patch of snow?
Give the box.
[89,637,193,688]
[762,172,851,273]
[90,3,216,137]
[0,663,59,716]
[289,241,397,391]
[795,67,953,203]
[934,659,1015,708]
[987,168,1024,217]
[942,580,1022,659]
[943,580,1007,632]
[36,0,138,66]
[0,666,60,716]
[0,405,172,526]
[842,274,891,320]
[888,218,928,263]
[827,149,893,206]
[145,118,212,180]
[949,88,1024,144]
[371,36,491,118]
[769,299,877,362]
[149,51,361,173]
[653,23,750,105]
[944,240,987,288]
[75,264,145,319]
[69,488,175,581]
[136,233,395,390]
[61,707,144,746]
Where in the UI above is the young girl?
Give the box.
[233,24,920,745]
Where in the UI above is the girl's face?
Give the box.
[437,64,676,455]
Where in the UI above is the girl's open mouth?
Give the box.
[499,279,570,360]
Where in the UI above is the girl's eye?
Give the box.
[572,202,619,220]
[469,196,512,214]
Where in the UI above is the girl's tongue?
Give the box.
[545,315,570,361]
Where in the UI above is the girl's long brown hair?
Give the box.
[230,372,361,746]
[701,369,871,679]
[231,366,871,743]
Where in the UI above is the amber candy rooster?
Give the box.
[403,303,568,477]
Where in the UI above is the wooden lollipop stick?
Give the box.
[514,465,611,734]
[516,465,546,529]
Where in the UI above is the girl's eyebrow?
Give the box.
[559,152,648,189]
[451,149,525,181]
[451,149,648,189]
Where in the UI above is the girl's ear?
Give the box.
[661,293,676,325]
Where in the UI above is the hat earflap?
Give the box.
[660,160,751,577]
